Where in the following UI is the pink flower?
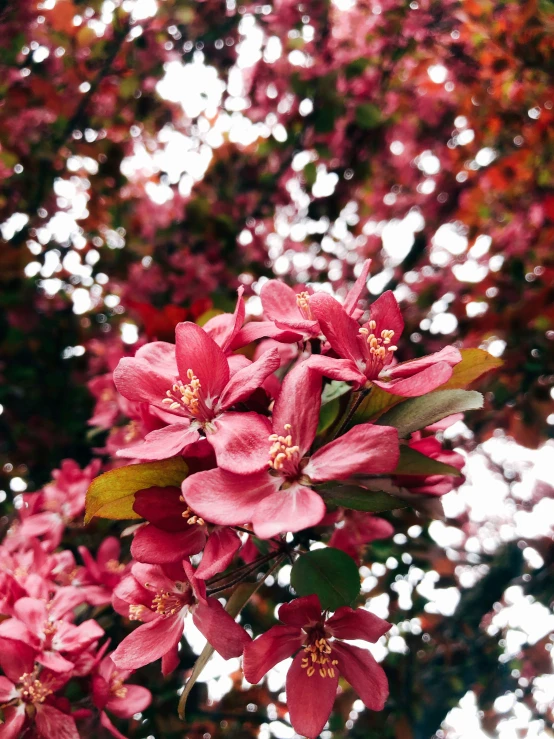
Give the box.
[328,511,394,563]
[76,537,129,605]
[113,322,280,472]
[111,560,250,675]
[0,592,104,673]
[0,638,78,739]
[92,652,151,739]
[182,363,399,538]
[393,436,465,496]
[130,485,241,579]
[308,290,462,395]
[243,594,391,738]
[233,259,372,347]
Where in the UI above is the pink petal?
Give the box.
[0,706,26,739]
[343,259,371,316]
[309,293,362,363]
[162,647,180,676]
[331,641,389,711]
[111,615,183,671]
[374,361,454,396]
[208,412,273,474]
[195,528,241,580]
[133,486,188,531]
[387,345,462,379]
[261,280,319,333]
[272,362,322,457]
[55,619,105,652]
[13,597,47,634]
[325,607,391,643]
[192,598,251,659]
[100,711,128,739]
[243,625,304,684]
[182,468,277,526]
[368,290,404,341]
[278,595,322,627]
[113,357,175,409]
[305,424,399,482]
[130,563,180,595]
[203,286,245,352]
[131,524,206,564]
[35,704,80,739]
[106,684,152,718]
[305,355,365,386]
[0,676,16,702]
[37,651,75,673]
[218,349,280,409]
[174,322,229,400]
[96,537,121,568]
[231,320,302,348]
[117,424,199,461]
[135,341,178,373]
[286,650,339,739]
[227,353,251,376]
[251,485,326,539]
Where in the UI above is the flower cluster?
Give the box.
[0,460,151,738]
[72,264,468,737]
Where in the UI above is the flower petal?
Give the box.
[331,641,389,711]
[208,412,273,474]
[202,286,245,352]
[325,607,391,643]
[374,361,454,396]
[305,355,365,386]
[231,320,302,349]
[218,349,280,409]
[133,486,189,532]
[243,625,304,684]
[111,615,183,671]
[113,357,175,409]
[343,259,371,316]
[272,362,322,457]
[261,280,318,333]
[305,424,399,482]
[309,293,362,363]
[131,524,206,564]
[175,322,229,400]
[195,527,241,580]
[13,597,47,635]
[117,424,199,461]
[286,650,339,739]
[251,485,326,539]
[368,290,404,340]
[106,684,152,718]
[278,595,322,627]
[182,468,278,526]
[193,598,251,659]
[100,710,128,739]
[386,346,462,379]
[35,704,80,739]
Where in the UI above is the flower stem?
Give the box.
[331,385,371,440]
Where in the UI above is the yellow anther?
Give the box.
[152,590,186,618]
[163,370,203,417]
[129,604,147,621]
[110,673,128,699]
[19,670,53,704]
[268,425,301,471]
[105,559,126,574]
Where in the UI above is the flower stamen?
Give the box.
[19,670,53,704]
[296,291,314,320]
[268,423,300,471]
[301,638,338,679]
[162,369,203,417]
[152,590,187,618]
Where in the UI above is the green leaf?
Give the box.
[393,445,462,477]
[352,384,403,423]
[355,103,381,129]
[290,547,360,611]
[318,484,407,512]
[321,380,351,405]
[317,397,340,434]
[304,161,317,187]
[85,457,188,524]
[377,389,483,438]
[438,348,503,390]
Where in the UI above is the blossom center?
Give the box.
[19,671,53,704]
[268,423,301,475]
[110,672,128,699]
[178,495,206,525]
[296,291,314,320]
[359,320,397,374]
[129,604,148,621]
[105,559,126,574]
[301,637,338,679]
[152,590,189,618]
[162,369,209,419]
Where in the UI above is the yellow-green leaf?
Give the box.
[393,445,462,476]
[353,385,403,423]
[438,348,503,390]
[85,457,188,524]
